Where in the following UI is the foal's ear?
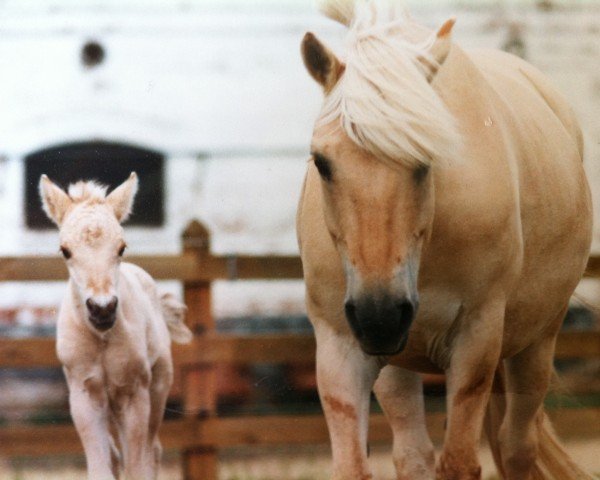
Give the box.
[420,17,456,82]
[106,172,138,223]
[39,175,72,226]
[301,32,345,93]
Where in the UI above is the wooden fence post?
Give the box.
[181,220,218,480]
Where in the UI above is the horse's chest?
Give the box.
[102,351,151,400]
[390,289,464,372]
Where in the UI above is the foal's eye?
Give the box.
[118,245,126,257]
[313,153,333,182]
[60,246,72,260]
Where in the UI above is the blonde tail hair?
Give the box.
[484,366,594,480]
[160,293,193,344]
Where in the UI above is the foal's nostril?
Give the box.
[86,297,118,318]
[106,297,118,314]
[86,298,100,316]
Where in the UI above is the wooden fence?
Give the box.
[0,219,599,479]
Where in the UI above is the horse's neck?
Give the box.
[432,44,486,103]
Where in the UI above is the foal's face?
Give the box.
[311,127,434,355]
[60,204,127,331]
[39,173,138,333]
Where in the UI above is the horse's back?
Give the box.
[120,262,171,361]
[469,48,584,158]
[465,48,592,348]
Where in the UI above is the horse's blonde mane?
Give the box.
[317,0,460,168]
[68,181,109,203]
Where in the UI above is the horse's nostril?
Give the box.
[344,300,357,323]
[86,297,118,317]
[86,298,99,315]
[396,300,415,323]
[106,297,118,314]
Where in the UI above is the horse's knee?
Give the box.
[436,450,482,480]
[498,422,538,480]
[393,442,435,480]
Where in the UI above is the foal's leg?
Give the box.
[315,324,380,480]
[498,319,561,480]
[374,365,435,480]
[121,387,153,480]
[66,374,115,480]
[437,300,505,480]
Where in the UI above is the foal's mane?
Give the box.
[317,0,459,168]
[68,181,109,203]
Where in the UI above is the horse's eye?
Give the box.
[313,153,333,182]
[60,246,72,260]
[118,245,126,257]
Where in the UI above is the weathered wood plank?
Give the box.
[554,330,600,358]
[0,331,597,369]
[4,251,600,282]
[584,255,600,278]
[0,407,597,457]
[0,254,303,282]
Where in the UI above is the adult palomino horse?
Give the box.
[40,173,192,479]
[297,1,593,479]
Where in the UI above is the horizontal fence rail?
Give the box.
[0,253,303,282]
[0,331,598,369]
[3,252,600,282]
[1,408,598,457]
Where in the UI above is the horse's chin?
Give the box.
[359,332,409,357]
[88,315,116,332]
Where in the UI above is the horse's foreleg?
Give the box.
[499,319,561,480]
[437,300,505,480]
[374,365,434,480]
[315,325,380,480]
[67,379,115,480]
[121,387,153,480]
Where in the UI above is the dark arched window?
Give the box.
[25,141,164,229]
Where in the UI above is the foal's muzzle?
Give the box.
[86,296,118,331]
[344,294,417,356]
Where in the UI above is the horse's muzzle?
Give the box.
[86,297,118,331]
[344,294,417,356]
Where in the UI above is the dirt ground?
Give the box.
[1,440,598,479]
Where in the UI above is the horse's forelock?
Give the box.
[67,181,109,203]
[317,0,460,169]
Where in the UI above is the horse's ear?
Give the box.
[301,32,345,93]
[420,17,456,82]
[39,175,72,226]
[106,172,138,223]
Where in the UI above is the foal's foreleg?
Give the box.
[374,365,434,480]
[120,387,153,480]
[437,300,505,480]
[315,325,380,480]
[67,378,115,480]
